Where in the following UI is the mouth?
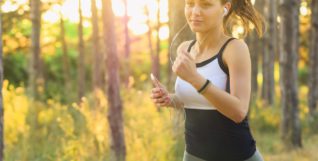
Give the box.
[191,19,203,22]
[190,19,203,24]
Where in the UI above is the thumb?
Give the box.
[182,49,194,60]
[150,73,163,88]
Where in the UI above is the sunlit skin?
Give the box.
[183,0,232,60]
[151,0,252,123]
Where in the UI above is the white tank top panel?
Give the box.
[174,38,235,110]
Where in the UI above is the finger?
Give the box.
[156,103,164,107]
[172,63,177,73]
[176,53,183,61]
[151,92,165,99]
[178,52,188,62]
[158,95,170,103]
[158,102,167,107]
[151,93,162,99]
[182,50,194,60]
[161,98,171,107]
[160,99,170,107]
[155,102,164,107]
[151,90,167,99]
[174,57,181,67]
[157,100,168,107]
[152,88,164,94]
[181,50,192,61]
[173,59,178,66]
[151,78,160,88]
[150,73,164,88]
[152,88,160,93]
[165,95,171,103]
[150,94,158,99]
[154,89,168,98]
[182,48,190,55]
[172,61,180,73]
[155,97,167,103]
[152,98,162,105]
[173,58,178,67]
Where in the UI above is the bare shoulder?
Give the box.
[176,40,193,56]
[223,38,250,67]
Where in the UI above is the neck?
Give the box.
[195,27,227,54]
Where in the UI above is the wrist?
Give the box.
[168,94,183,109]
[188,74,206,91]
[167,93,175,108]
[197,79,210,93]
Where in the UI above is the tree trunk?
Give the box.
[260,0,275,106]
[263,0,276,106]
[309,0,318,116]
[246,31,259,100]
[261,0,268,102]
[145,7,156,78]
[123,0,130,60]
[102,0,126,160]
[123,0,131,87]
[279,0,302,148]
[153,0,161,80]
[91,0,103,92]
[167,2,194,155]
[249,0,264,100]
[29,0,43,100]
[59,12,71,102]
[167,0,194,90]
[77,0,85,101]
[0,9,4,161]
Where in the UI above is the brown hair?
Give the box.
[221,0,265,38]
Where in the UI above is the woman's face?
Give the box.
[184,0,224,33]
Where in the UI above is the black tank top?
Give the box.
[184,38,256,161]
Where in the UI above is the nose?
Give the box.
[192,5,201,15]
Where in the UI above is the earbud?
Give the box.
[223,8,228,16]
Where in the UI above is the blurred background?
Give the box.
[0,0,318,160]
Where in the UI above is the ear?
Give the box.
[223,2,232,14]
[223,8,228,16]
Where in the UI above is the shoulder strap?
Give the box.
[217,37,236,76]
[218,38,236,94]
[218,37,236,55]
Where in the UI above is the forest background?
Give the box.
[0,0,318,161]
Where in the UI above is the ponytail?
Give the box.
[222,0,265,38]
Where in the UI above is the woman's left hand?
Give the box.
[172,49,199,83]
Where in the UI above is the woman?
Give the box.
[150,0,265,160]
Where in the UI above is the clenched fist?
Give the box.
[172,49,199,84]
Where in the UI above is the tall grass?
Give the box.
[3,80,318,161]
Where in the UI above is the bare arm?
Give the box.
[166,93,184,109]
[187,39,251,123]
[150,41,191,109]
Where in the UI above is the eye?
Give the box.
[185,1,194,7]
[202,2,212,7]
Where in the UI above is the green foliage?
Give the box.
[4,81,109,161]
[298,67,308,86]
[3,52,28,86]
[249,99,281,132]
[4,80,318,161]
[43,47,78,102]
[4,81,182,161]
[1,1,317,160]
